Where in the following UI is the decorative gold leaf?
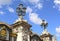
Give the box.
[1,29,6,36]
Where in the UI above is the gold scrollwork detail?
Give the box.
[1,29,6,36]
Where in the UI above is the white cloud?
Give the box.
[0,0,12,5]
[26,7,32,13]
[29,0,43,9]
[56,27,60,33]
[54,0,60,4]
[24,0,43,24]
[55,26,60,37]
[54,0,60,10]
[29,13,42,24]
[35,3,42,9]
[8,7,14,13]
[21,0,43,9]
[0,11,4,14]
[28,0,39,4]
[26,7,42,24]
[21,0,39,4]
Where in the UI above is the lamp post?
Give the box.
[40,19,48,30]
[16,3,26,20]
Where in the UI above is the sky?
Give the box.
[0,0,60,41]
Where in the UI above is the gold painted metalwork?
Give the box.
[1,29,6,36]
[10,33,17,37]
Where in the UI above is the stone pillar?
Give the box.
[28,35,30,41]
[16,26,23,41]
